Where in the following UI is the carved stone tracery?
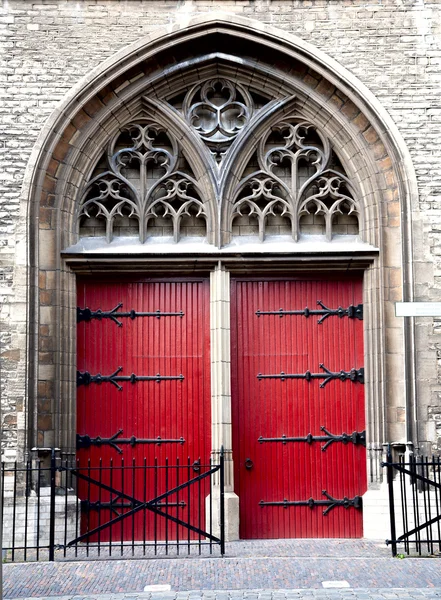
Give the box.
[298,174,359,241]
[182,78,255,163]
[79,121,207,243]
[231,119,361,242]
[78,81,361,247]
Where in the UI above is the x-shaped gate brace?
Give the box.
[257,364,364,387]
[382,459,441,546]
[259,491,362,516]
[62,465,222,548]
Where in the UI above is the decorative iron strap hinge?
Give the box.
[257,364,364,387]
[76,430,185,454]
[77,367,184,390]
[77,303,184,327]
[258,426,366,451]
[259,491,362,516]
[256,301,363,324]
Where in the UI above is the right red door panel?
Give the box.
[231,278,367,539]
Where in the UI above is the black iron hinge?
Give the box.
[77,303,184,327]
[259,491,362,516]
[256,301,363,324]
[76,430,185,454]
[257,364,364,387]
[258,427,366,451]
[81,499,186,514]
[77,367,184,390]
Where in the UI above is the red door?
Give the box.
[231,278,366,539]
[76,278,211,540]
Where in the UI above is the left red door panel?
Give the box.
[76,279,211,541]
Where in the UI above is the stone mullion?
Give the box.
[209,262,239,541]
[210,262,233,490]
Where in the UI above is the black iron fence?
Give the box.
[383,446,441,556]
[1,448,225,562]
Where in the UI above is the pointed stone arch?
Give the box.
[22,14,417,490]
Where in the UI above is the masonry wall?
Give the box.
[1,0,440,458]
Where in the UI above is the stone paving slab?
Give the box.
[4,556,441,599]
[4,541,441,599]
[5,590,441,600]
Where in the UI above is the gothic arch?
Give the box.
[66,72,368,251]
[22,14,417,481]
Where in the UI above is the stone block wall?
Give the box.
[2,493,79,551]
[1,469,78,556]
[0,0,441,456]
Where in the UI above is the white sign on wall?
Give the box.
[395,302,441,317]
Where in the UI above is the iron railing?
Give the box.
[383,447,441,556]
[1,448,225,562]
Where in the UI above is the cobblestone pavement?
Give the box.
[5,591,441,600]
[4,541,441,600]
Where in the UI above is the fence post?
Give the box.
[219,445,225,556]
[385,444,397,556]
[48,448,56,561]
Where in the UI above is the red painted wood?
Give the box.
[231,278,367,539]
[76,279,211,542]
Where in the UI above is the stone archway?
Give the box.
[22,16,417,532]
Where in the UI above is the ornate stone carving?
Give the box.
[298,174,359,241]
[182,78,254,163]
[231,178,293,242]
[232,119,360,242]
[78,106,361,247]
[78,122,206,243]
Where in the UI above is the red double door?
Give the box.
[77,276,366,540]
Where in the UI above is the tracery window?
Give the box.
[232,119,359,242]
[77,78,362,248]
[79,122,206,243]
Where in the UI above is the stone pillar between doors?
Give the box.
[207,262,239,541]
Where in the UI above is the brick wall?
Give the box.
[1,0,440,453]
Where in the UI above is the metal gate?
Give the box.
[1,449,225,561]
[383,447,441,556]
[77,279,211,542]
[231,278,367,538]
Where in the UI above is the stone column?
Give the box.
[207,262,239,541]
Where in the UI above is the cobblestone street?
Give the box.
[6,591,441,600]
[4,541,441,600]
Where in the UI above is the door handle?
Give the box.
[245,457,254,470]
